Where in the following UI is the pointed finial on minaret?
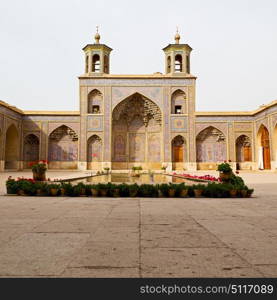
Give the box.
[175,26,180,44]
[94,25,100,44]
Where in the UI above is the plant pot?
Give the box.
[113,189,120,197]
[36,189,44,196]
[194,189,203,198]
[130,190,138,197]
[91,188,98,197]
[229,190,237,198]
[80,188,86,196]
[60,188,66,196]
[168,189,176,197]
[246,190,254,198]
[180,189,188,198]
[219,171,232,182]
[32,171,46,181]
[100,189,108,197]
[158,190,164,197]
[241,190,248,198]
[17,189,25,196]
[50,188,58,196]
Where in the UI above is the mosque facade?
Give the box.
[0,31,277,172]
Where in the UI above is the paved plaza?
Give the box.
[0,171,277,277]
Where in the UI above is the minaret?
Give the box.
[82,27,113,75]
[162,28,192,75]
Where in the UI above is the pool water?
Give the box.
[71,173,191,185]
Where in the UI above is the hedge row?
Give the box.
[6,179,254,198]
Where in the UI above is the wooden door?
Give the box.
[173,146,183,162]
[243,146,251,162]
[261,127,271,169]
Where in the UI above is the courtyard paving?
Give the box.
[0,170,277,277]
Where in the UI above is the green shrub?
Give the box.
[129,184,139,197]
[217,162,232,173]
[139,184,157,197]
[119,183,129,197]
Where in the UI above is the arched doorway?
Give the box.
[236,135,252,169]
[5,124,19,169]
[196,126,226,169]
[48,125,78,169]
[23,134,40,168]
[87,135,102,170]
[112,93,162,169]
[257,125,271,169]
[172,135,185,170]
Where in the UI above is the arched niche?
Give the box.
[171,89,186,114]
[172,135,186,170]
[87,135,102,170]
[23,134,40,168]
[196,126,227,163]
[88,89,103,114]
[112,93,162,169]
[257,125,271,169]
[48,125,78,169]
[5,124,19,169]
[236,135,252,162]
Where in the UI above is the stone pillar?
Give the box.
[187,84,196,170]
[163,86,171,170]
[40,121,48,161]
[18,121,23,170]
[103,86,112,169]
[0,117,7,171]
[78,86,88,170]
[0,125,5,172]
[228,122,235,164]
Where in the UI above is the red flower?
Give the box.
[235,171,239,174]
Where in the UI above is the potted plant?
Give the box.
[139,184,157,197]
[217,162,233,182]
[30,160,47,181]
[75,182,86,196]
[119,183,129,197]
[6,177,18,194]
[103,167,110,174]
[246,188,254,198]
[36,182,48,196]
[161,165,167,173]
[168,183,178,197]
[229,184,237,198]
[17,179,33,196]
[179,183,189,198]
[91,184,99,197]
[47,183,60,196]
[158,183,169,197]
[129,184,139,197]
[110,184,120,197]
[98,183,108,197]
[193,184,205,198]
[131,166,142,177]
[241,187,248,198]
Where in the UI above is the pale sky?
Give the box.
[0,0,276,112]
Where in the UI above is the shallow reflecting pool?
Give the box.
[70,173,193,185]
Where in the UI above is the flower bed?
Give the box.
[6,177,254,198]
[172,173,220,182]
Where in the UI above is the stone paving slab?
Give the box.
[0,233,90,276]
[141,247,263,278]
